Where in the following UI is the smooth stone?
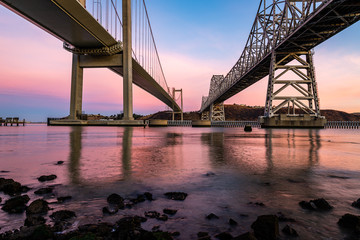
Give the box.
[24,216,46,227]
[2,195,30,213]
[50,210,76,222]
[26,199,49,215]
[164,192,188,201]
[145,211,160,218]
[37,175,57,182]
[163,208,178,215]
[57,196,72,203]
[107,193,124,208]
[282,224,299,236]
[34,187,53,195]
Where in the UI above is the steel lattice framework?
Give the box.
[201,0,360,113]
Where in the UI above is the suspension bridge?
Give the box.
[0,0,183,125]
[200,0,360,128]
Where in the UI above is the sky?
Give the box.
[0,1,360,121]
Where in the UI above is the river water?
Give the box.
[0,125,360,239]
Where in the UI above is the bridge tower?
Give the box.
[206,75,226,121]
[260,50,326,128]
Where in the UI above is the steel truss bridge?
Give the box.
[0,0,182,121]
[201,0,360,125]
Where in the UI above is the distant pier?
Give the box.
[0,117,25,126]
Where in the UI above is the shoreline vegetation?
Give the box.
[37,105,360,123]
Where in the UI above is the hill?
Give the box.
[140,104,359,121]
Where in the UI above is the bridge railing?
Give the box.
[325,121,360,129]
[211,121,261,128]
[85,0,171,97]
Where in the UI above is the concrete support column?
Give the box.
[70,54,84,120]
[122,0,134,120]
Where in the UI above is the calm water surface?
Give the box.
[1,125,360,239]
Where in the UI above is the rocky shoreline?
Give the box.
[1,175,360,240]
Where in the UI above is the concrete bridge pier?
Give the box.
[70,54,84,120]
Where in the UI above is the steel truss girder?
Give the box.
[200,0,360,112]
[210,102,225,121]
[264,50,320,117]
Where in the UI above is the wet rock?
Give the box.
[152,225,161,231]
[107,193,124,208]
[2,195,30,213]
[248,201,265,207]
[229,218,238,226]
[171,231,180,236]
[50,210,76,222]
[205,171,216,176]
[164,192,188,201]
[244,125,252,132]
[37,174,57,182]
[328,175,350,179]
[276,212,296,222]
[24,215,46,227]
[157,214,169,221]
[145,211,161,218]
[0,179,29,196]
[56,161,64,165]
[152,231,174,240]
[0,177,15,190]
[338,213,360,232]
[34,187,53,195]
[26,199,49,215]
[233,232,257,240]
[251,215,279,240]
[57,196,72,203]
[206,213,219,220]
[352,198,360,209]
[114,216,150,239]
[198,232,211,240]
[163,208,178,215]
[299,198,333,211]
[102,206,118,215]
[131,194,146,203]
[215,232,233,240]
[144,192,154,201]
[30,224,54,240]
[282,224,298,236]
[0,197,2,203]
[77,222,113,236]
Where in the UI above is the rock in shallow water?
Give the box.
[24,215,46,227]
[163,208,178,215]
[233,232,257,240]
[50,210,76,222]
[299,198,333,211]
[26,199,49,215]
[107,193,124,208]
[338,213,360,232]
[251,215,279,240]
[37,175,57,182]
[352,198,360,209]
[282,224,298,236]
[164,192,188,201]
[2,195,30,213]
[34,187,53,195]
[215,232,233,240]
[57,196,72,203]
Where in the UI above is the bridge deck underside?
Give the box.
[207,0,360,110]
[0,0,180,112]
